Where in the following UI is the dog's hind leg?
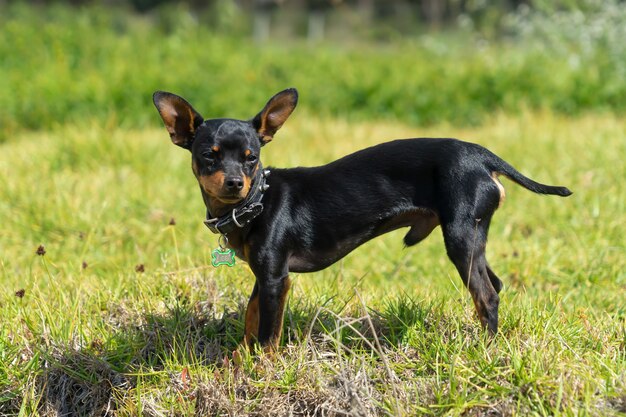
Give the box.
[439,175,503,333]
[486,263,503,294]
[442,217,500,333]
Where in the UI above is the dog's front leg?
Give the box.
[243,281,260,347]
[255,273,291,350]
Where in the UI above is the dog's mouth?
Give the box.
[216,195,245,204]
[211,189,250,205]
[198,176,250,205]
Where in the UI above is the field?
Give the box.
[1,110,625,415]
[2,3,626,140]
[1,3,626,416]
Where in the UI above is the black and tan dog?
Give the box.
[153,88,571,350]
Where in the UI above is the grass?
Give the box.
[2,3,626,140]
[0,109,624,415]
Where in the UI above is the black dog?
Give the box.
[153,88,571,349]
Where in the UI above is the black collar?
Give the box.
[203,164,269,235]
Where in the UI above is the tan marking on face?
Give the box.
[242,175,252,198]
[491,172,506,208]
[240,163,259,199]
[211,145,220,153]
[198,171,225,197]
[244,149,251,157]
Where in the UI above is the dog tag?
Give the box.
[212,234,235,267]
[211,247,236,267]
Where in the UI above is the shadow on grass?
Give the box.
[32,301,243,415]
[25,295,435,415]
[288,294,442,349]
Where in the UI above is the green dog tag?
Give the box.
[212,247,236,267]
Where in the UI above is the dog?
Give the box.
[153,88,572,350]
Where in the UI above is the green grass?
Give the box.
[1,111,624,415]
[2,3,626,140]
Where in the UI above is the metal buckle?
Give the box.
[204,216,219,233]
[217,234,229,249]
[231,208,244,228]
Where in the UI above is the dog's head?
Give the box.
[153,88,298,205]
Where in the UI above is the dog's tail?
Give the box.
[485,151,572,197]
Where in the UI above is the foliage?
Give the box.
[505,0,626,99]
[1,112,624,415]
[1,3,625,141]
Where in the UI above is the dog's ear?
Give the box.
[252,88,298,145]
[153,91,204,150]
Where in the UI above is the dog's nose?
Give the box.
[225,176,244,192]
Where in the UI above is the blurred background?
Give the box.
[1,0,625,140]
[1,3,625,414]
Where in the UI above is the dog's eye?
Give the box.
[246,154,258,163]
[201,154,216,167]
